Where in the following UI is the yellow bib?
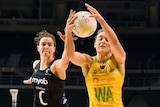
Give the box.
[85,56,125,107]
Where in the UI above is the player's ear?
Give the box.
[37,45,39,52]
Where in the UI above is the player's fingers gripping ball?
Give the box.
[73,11,97,38]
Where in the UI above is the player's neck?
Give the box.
[96,52,112,64]
[40,57,54,70]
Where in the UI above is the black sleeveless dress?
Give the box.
[31,61,68,107]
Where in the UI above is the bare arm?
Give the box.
[23,77,32,84]
[85,3,126,73]
[23,60,39,84]
[52,50,69,80]
[61,9,91,76]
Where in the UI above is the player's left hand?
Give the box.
[57,31,78,42]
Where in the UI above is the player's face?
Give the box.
[37,37,56,57]
[94,32,111,54]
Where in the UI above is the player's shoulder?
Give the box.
[33,60,40,68]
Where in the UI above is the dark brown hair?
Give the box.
[34,30,56,46]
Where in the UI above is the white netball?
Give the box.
[73,11,97,38]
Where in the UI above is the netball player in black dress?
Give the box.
[23,30,69,107]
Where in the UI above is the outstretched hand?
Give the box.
[57,31,65,41]
[85,3,104,22]
[57,31,78,42]
[57,9,78,42]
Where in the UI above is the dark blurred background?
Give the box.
[0,0,160,107]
